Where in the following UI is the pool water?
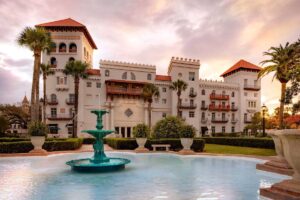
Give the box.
[0,153,287,200]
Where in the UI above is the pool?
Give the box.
[0,153,287,200]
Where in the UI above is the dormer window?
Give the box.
[59,43,66,53]
[131,72,136,80]
[69,43,77,53]
[105,70,110,77]
[122,72,127,80]
[189,72,195,81]
[147,74,152,80]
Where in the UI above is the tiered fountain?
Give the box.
[66,110,130,172]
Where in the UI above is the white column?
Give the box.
[125,127,128,138]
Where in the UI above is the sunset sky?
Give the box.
[0,0,299,113]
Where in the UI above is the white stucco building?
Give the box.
[38,18,262,138]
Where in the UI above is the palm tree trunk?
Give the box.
[31,51,41,121]
[177,91,181,117]
[43,74,46,124]
[148,100,152,128]
[279,82,287,129]
[34,51,41,121]
[30,60,36,122]
[74,76,79,138]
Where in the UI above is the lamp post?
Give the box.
[261,104,267,137]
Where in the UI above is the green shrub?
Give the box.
[153,116,184,138]
[133,123,150,138]
[0,141,33,153]
[82,137,96,144]
[28,121,48,136]
[0,137,29,142]
[180,125,196,138]
[201,137,274,149]
[105,138,205,152]
[212,132,241,137]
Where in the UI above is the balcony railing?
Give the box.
[66,98,75,105]
[211,118,229,123]
[47,114,73,121]
[244,84,260,91]
[201,105,208,110]
[209,104,230,111]
[201,118,208,123]
[56,84,68,91]
[231,119,238,124]
[189,91,197,98]
[69,48,77,53]
[244,119,252,123]
[231,106,238,111]
[179,103,197,109]
[106,85,143,96]
[210,94,229,100]
[47,99,58,105]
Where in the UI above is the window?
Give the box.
[244,113,248,121]
[222,91,226,95]
[201,100,205,108]
[189,72,195,81]
[59,43,67,52]
[51,43,56,52]
[189,111,195,118]
[244,92,248,96]
[232,113,235,121]
[231,102,235,109]
[244,79,248,86]
[56,77,67,85]
[130,72,136,80]
[51,108,57,117]
[105,70,110,77]
[212,113,215,120]
[122,72,127,79]
[50,57,57,67]
[231,91,235,97]
[69,57,75,62]
[222,101,225,107]
[190,87,194,94]
[222,126,225,133]
[162,113,167,118]
[50,94,57,102]
[48,124,58,134]
[96,82,101,88]
[254,80,258,86]
[201,89,205,95]
[222,113,226,120]
[67,125,73,135]
[162,99,167,104]
[201,112,205,119]
[86,82,92,87]
[162,87,167,92]
[212,90,216,95]
[212,126,215,133]
[69,43,77,53]
[155,98,159,103]
[231,126,235,133]
[69,94,75,103]
[147,74,152,80]
[190,99,194,106]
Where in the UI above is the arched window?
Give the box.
[201,89,205,95]
[231,91,235,97]
[69,57,75,62]
[50,94,57,102]
[51,43,56,52]
[50,57,57,67]
[130,72,136,80]
[147,73,152,80]
[59,43,67,52]
[122,72,127,80]
[190,87,194,93]
[105,70,110,77]
[69,43,77,53]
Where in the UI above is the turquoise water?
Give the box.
[0,153,287,200]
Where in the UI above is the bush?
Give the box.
[0,137,29,142]
[212,132,241,137]
[201,137,274,149]
[133,123,150,138]
[82,137,96,144]
[180,125,196,138]
[28,121,48,136]
[153,116,184,138]
[0,138,83,153]
[105,138,205,152]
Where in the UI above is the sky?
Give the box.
[0,0,299,113]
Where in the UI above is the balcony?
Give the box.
[189,91,197,98]
[66,98,75,105]
[231,106,238,111]
[244,119,252,124]
[211,118,228,123]
[105,79,145,97]
[201,118,208,123]
[201,105,208,110]
[56,84,68,91]
[244,84,260,91]
[209,104,230,112]
[179,103,197,109]
[231,119,238,124]
[47,114,73,121]
[47,99,58,105]
[210,94,229,100]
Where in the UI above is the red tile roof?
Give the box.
[36,18,97,49]
[155,75,172,81]
[86,69,100,76]
[221,59,262,77]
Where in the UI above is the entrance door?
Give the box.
[127,127,131,138]
[121,127,125,138]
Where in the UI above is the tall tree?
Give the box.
[0,104,30,130]
[170,79,188,117]
[258,42,299,129]
[40,63,55,123]
[142,83,160,129]
[17,27,54,121]
[63,60,89,138]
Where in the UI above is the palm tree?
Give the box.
[170,79,188,117]
[142,83,160,128]
[17,27,54,121]
[40,63,55,123]
[259,42,299,129]
[63,60,89,137]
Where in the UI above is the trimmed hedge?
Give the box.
[211,132,241,137]
[0,137,29,142]
[201,137,274,149]
[105,138,205,152]
[0,138,83,153]
[82,138,96,144]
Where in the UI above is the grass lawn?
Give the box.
[204,144,276,156]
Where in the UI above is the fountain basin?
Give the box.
[66,157,130,172]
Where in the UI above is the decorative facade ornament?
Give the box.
[125,108,133,117]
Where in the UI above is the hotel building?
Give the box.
[37,18,262,138]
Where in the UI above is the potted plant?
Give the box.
[133,123,150,152]
[29,121,48,153]
[179,124,196,152]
